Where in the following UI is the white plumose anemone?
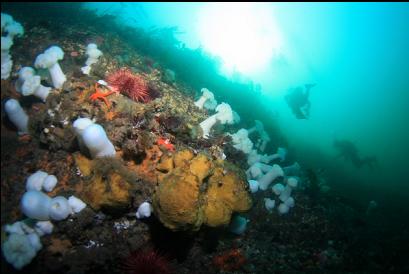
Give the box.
[82,124,116,158]
[34,46,66,88]
[199,102,234,138]
[81,43,103,75]
[194,88,215,109]
[258,164,284,191]
[4,99,29,135]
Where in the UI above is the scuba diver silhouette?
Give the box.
[333,139,378,169]
[285,83,316,119]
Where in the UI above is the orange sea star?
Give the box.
[89,83,116,108]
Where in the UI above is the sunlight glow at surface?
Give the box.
[197,3,283,75]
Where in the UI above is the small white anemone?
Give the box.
[34,46,66,88]
[258,164,284,191]
[26,170,48,191]
[21,75,52,102]
[1,36,13,79]
[199,102,234,138]
[82,123,116,158]
[264,198,276,212]
[279,185,292,202]
[73,117,94,153]
[231,129,253,154]
[81,43,103,75]
[248,180,259,193]
[5,21,24,38]
[4,99,29,134]
[68,196,87,213]
[194,88,215,109]
[286,177,299,188]
[136,201,153,219]
[15,67,34,92]
[278,203,290,215]
[272,183,285,196]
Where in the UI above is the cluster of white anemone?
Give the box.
[0,13,120,272]
[195,86,298,218]
[2,171,86,270]
[1,12,24,80]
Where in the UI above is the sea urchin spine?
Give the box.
[122,249,173,274]
[106,68,151,103]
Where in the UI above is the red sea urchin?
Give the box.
[106,68,151,103]
[122,249,174,274]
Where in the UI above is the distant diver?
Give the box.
[333,139,378,169]
[285,83,316,119]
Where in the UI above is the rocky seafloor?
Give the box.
[1,14,408,274]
